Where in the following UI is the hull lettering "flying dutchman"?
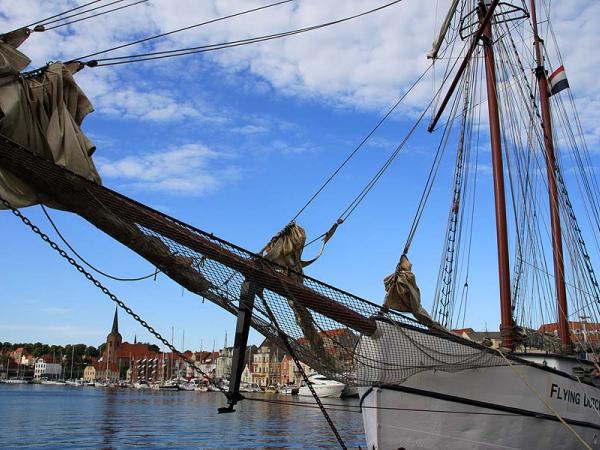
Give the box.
[550,383,600,409]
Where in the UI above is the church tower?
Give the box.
[105,307,122,365]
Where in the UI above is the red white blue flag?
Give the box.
[548,65,569,96]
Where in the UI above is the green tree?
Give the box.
[84,346,99,358]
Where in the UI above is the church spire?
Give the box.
[111,307,119,334]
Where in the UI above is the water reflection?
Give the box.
[0,385,366,449]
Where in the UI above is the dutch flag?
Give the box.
[548,65,570,96]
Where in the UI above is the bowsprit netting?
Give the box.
[0,134,513,386]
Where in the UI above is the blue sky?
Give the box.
[2,0,600,350]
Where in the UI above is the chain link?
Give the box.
[2,196,226,392]
[257,265,348,450]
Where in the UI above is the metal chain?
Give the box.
[257,288,347,450]
[1,196,225,392]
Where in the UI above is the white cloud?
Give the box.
[97,143,240,194]
[1,0,600,142]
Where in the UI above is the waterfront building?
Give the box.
[453,328,504,349]
[280,354,293,385]
[539,321,600,344]
[241,364,252,384]
[94,362,119,382]
[98,308,162,381]
[215,347,233,380]
[251,339,285,388]
[33,358,62,379]
[9,347,32,366]
[186,351,219,379]
[196,351,219,378]
[105,308,122,366]
[83,364,96,382]
[132,357,159,384]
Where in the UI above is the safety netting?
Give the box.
[0,134,513,386]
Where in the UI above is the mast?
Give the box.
[529,0,570,352]
[478,1,514,349]
[70,345,74,380]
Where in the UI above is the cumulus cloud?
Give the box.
[1,1,599,139]
[97,144,240,195]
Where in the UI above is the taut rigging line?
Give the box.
[77,0,406,67]
[6,0,148,35]
[72,0,295,62]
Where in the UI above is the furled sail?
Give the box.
[261,223,336,368]
[383,254,435,327]
[0,29,100,209]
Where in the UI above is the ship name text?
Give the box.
[550,383,600,409]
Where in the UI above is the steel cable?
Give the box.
[72,0,294,62]
[81,0,406,66]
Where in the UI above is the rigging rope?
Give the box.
[291,62,434,223]
[1,195,225,393]
[72,0,295,62]
[20,0,105,29]
[80,0,406,66]
[41,0,149,31]
[258,289,347,450]
[40,205,159,282]
[37,0,138,28]
[402,39,471,256]
[495,348,593,450]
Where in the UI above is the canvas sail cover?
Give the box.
[383,254,435,326]
[0,29,100,209]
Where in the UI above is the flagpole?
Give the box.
[530,0,570,352]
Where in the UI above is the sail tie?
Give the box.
[260,222,338,364]
[383,254,436,328]
[260,220,342,271]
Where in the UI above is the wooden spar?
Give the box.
[0,135,377,336]
[529,0,570,351]
[428,0,500,132]
[479,2,514,349]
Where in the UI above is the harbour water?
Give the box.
[0,384,366,449]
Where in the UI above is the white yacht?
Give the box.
[298,374,345,399]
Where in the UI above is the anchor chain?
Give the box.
[1,196,226,393]
[257,288,348,450]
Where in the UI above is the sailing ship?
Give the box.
[2,0,600,448]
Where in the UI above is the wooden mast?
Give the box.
[479,1,514,349]
[529,0,571,351]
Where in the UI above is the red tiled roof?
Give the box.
[116,343,159,360]
[539,322,600,333]
[452,328,475,335]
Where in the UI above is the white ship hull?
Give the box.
[357,323,600,449]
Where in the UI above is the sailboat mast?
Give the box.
[479,1,514,349]
[529,0,570,352]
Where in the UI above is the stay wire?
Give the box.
[40,204,159,282]
[73,0,294,61]
[42,0,149,31]
[82,0,406,66]
[339,39,468,229]
[291,62,434,223]
[403,41,470,255]
[21,0,105,29]
[38,0,140,28]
